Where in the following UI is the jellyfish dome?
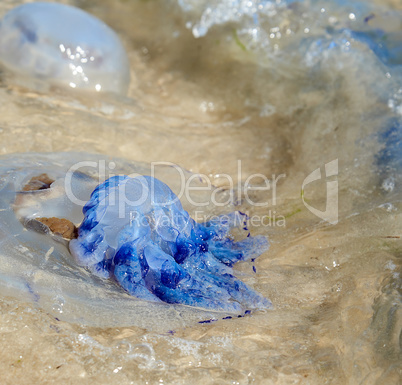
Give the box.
[0,2,130,94]
[70,175,271,313]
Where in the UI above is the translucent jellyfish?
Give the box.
[0,2,130,94]
[0,153,270,330]
[70,175,271,313]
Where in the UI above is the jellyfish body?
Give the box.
[70,175,271,313]
[0,2,130,94]
[2,152,271,329]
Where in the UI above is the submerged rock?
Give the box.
[36,217,78,240]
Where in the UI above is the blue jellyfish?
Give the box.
[0,2,130,94]
[70,175,271,313]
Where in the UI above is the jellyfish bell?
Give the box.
[69,174,271,312]
[0,2,130,95]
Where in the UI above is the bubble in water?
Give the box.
[381,177,396,193]
[130,344,157,368]
[51,296,65,314]
[115,340,132,354]
[378,203,397,212]
[0,2,130,94]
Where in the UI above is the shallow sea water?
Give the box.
[0,0,401,384]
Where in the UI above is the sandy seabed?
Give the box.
[0,0,401,384]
